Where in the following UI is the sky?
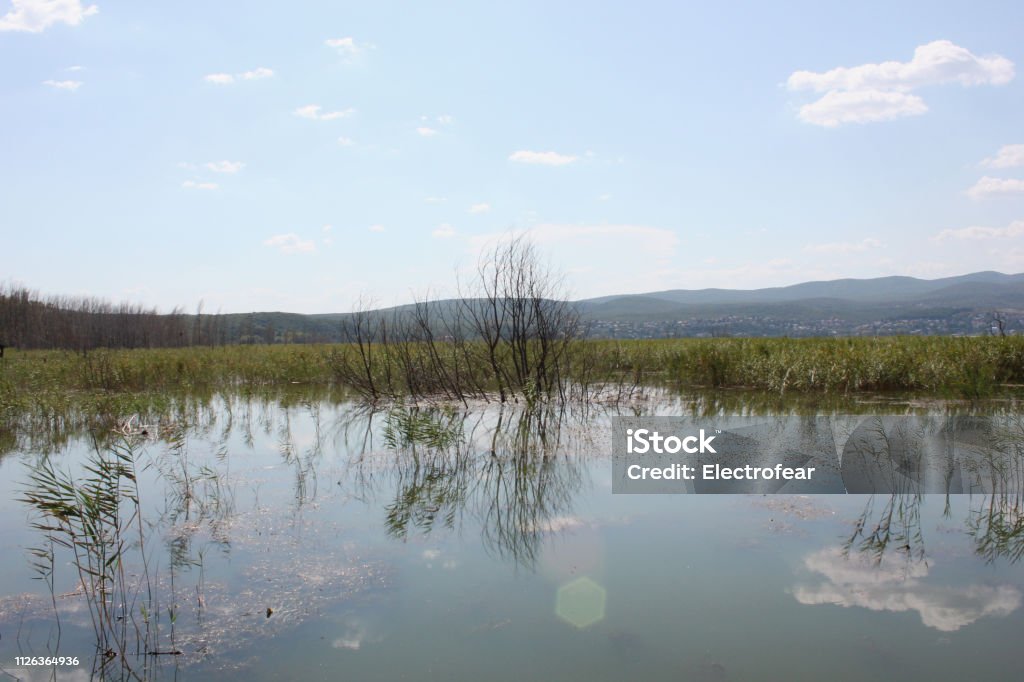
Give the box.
[2,0,1024,313]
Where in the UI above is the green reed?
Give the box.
[2,335,1023,411]
[21,435,153,678]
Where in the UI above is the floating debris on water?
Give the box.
[752,495,836,520]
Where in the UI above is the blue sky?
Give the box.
[2,1,1023,313]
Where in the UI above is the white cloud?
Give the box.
[967,176,1024,200]
[788,40,1013,93]
[263,233,315,254]
[204,67,273,85]
[205,160,245,174]
[66,64,83,71]
[337,136,354,146]
[797,89,927,127]
[204,73,235,85]
[803,237,883,254]
[240,67,273,80]
[509,150,578,166]
[597,193,612,201]
[182,180,218,191]
[42,79,82,91]
[793,547,1021,632]
[0,0,98,33]
[325,36,361,55]
[322,224,332,232]
[981,144,1024,169]
[369,224,385,233]
[416,126,438,137]
[437,114,454,125]
[318,109,354,120]
[294,104,355,121]
[788,40,1014,127]
[432,223,456,239]
[468,203,490,214]
[324,36,373,64]
[424,196,447,204]
[935,220,1024,240]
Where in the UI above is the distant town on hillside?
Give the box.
[2,271,1023,349]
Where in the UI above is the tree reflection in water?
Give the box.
[356,403,588,568]
[964,416,1024,564]
[839,414,1024,566]
[796,418,1024,632]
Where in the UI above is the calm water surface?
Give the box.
[1,392,1023,681]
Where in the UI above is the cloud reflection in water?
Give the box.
[793,547,1021,631]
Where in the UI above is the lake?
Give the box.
[1,388,1023,680]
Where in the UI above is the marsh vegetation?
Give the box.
[2,334,1023,419]
[4,238,1023,415]
[3,241,1024,679]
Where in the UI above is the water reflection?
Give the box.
[837,416,1024,564]
[354,404,589,567]
[330,611,381,651]
[967,495,1024,564]
[839,415,1024,495]
[794,545,1022,631]
[797,416,1024,631]
[844,493,928,564]
[4,390,1024,679]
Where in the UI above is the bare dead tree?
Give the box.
[0,283,193,350]
[460,236,582,402]
[991,311,1007,338]
[331,297,390,400]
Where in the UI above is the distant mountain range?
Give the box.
[582,271,1024,308]
[216,271,1024,341]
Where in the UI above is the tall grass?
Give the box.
[586,336,1024,396]
[1,336,1023,411]
[22,435,154,677]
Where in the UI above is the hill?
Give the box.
[224,271,1024,341]
[5,272,1023,348]
[575,272,1024,337]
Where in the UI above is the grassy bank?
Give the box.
[1,335,1023,404]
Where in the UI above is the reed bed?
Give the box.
[1,335,1023,414]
